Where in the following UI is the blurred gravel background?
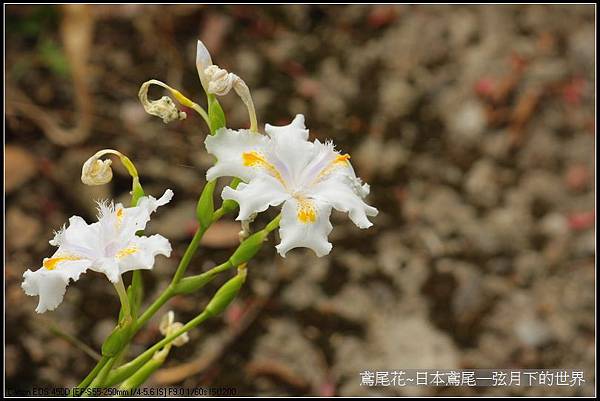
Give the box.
[5,4,595,396]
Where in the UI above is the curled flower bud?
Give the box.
[81,149,139,186]
[195,40,258,131]
[159,311,189,347]
[82,156,113,186]
[205,65,237,96]
[138,80,187,124]
[204,65,258,132]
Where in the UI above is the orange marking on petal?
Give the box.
[335,153,351,164]
[242,151,266,167]
[43,256,82,271]
[296,198,317,223]
[242,151,286,187]
[116,247,138,259]
[116,208,124,222]
[315,153,352,183]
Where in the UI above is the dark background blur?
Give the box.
[5,4,595,396]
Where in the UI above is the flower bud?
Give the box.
[81,149,139,187]
[205,268,246,317]
[221,198,239,214]
[205,65,236,96]
[229,230,268,267]
[220,178,241,213]
[138,80,187,124]
[159,311,189,347]
[196,180,216,229]
[203,65,257,132]
[196,40,213,92]
[81,157,112,186]
[101,323,131,357]
[173,269,221,295]
[158,311,173,335]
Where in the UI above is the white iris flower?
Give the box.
[205,115,378,257]
[22,190,174,313]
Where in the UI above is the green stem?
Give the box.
[117,348,169,396]
[129,203,233,334]
[105,311,211,387]
[170,225,208,285]
[212,206,228,221]
[132,286,174,333]
[133,258,234,331]
[128,271,143,319]
[70,356,109,396]
[114,278,132,322]
[172,260,234,295]
[81,356,116,397]
[105,213,280,387]
[265,213,282,232]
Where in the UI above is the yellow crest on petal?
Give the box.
[296,197,317,224]
[43,256,82,271]
[116,247,138,259]
[242,151,286,187]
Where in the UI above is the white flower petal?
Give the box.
[264,116,313,182]
[118,189,174,240]
[337,160,371,199]
[51,216,102,259]
[222,175,290,221]
[205,128,269,182]
[117,234,172,275]
[94,257,121,283]
[276,198,333,258]
[296,139,352,189]
[264,114,309,141]
[22,258,92,313]
[310,177,378,229]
